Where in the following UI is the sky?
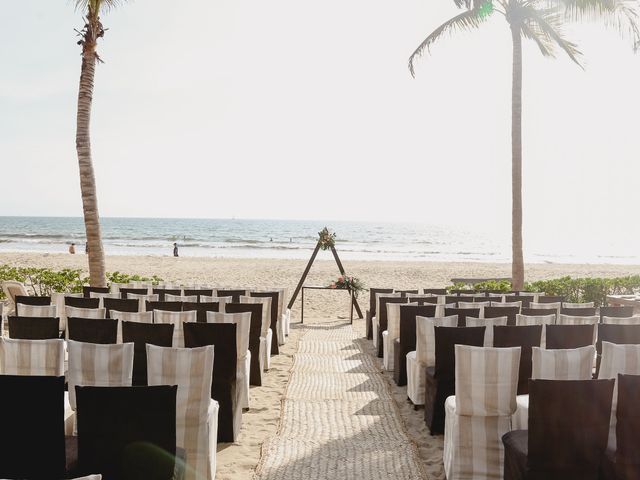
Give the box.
[1,1,640,246]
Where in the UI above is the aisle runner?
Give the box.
[255,321,425,479]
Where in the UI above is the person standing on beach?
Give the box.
[173,242,179,257]
[69,243,76,254]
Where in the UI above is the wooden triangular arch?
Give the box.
[287,238,363,319]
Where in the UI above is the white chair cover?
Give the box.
[240,295,272,371]
[563,301,595,308]
[373,293,401,349]
[153,310,197,348]
[0,337,65,376]
[602,315,640,325]
[466,316,508,347]
[126,293,159,312]
[444,345,520,480]
[382,302,417,371]
[147,344,218,480]
[165,294,198,303]
[17,304,57,318]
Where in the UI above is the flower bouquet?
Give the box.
[318,227,336,251]
[328,275,365,299]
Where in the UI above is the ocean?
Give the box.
[0,216,636,264]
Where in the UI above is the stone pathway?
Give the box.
[254,320,426,479]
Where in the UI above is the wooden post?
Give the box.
[287,241,321,310]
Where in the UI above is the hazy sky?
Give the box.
[1,1,639,241]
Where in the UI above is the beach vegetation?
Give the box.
[409,0,639,291]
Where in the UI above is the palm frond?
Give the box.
[75,0,127,14]
[548,0,640,49]
[408,9,486,77]
[519,5,584,66]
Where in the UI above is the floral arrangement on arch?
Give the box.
[318,227,336,251]
[328,275,365,299]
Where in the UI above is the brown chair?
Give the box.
[545,324,595,350]
[425,326,485,435]
[444,307,481,327]
[183,302,220,323]
[493,325,542,394]
[251,291,280,355]
[502,379,614,480]
[64,297,100,309]
[393,304,436,386]
[225,302,263,386]
[145,301,183,312]
[122,321,174,386]
[152,288,181,301]
[396,289,419,297]
[8,316,60,340]
[504,295,534,308]
[14,295,51,316]
[183,322,238,443]
[183,288,214,299]
[485,306,521,326]
[367,288,394,340]
[119,288,148,299]
[82,286,109,298]
[521,308,558,322]
[423,288,447,295]
[538,295,565,304]
[216,289,247,303]
[67,317,118,344]
[104,298,139,318]
[561,307,597,317]
[600,306,635,322]
[377,296,408,357]
[451,289,476,295]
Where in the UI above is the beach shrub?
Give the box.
[106,271,163,285]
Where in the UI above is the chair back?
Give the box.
[104,298,139,317]
[152,288,181,301]
[120,288,148,299]
[206,311,251,359]
[216,289,247,303]
[466,316,508,347]
[146,344,215,479]
[377,296,408,354]
[493,325,542,394]
[65,296,100,309]
[504,295,533,308]
[596,324,640,376]
[183,288,214,299]
[521,307,558,322]
[1,281,29,313]
[240,295,272,338]
[563,302,595,309]
[615,374,640,478]
[537,295,565,303]
[423,288,447,295]
[374,292,401,319]
[122,321,174,386]
[154,310,197,348]
[165,294,198,303]
[183,302,219,322]
[68,317,118,344]
[528,378,614,479]
[602,315,640,325]
[66,306,106,320]
[0,338,65,376]
[111,310,153,324]
[399,304,436,353]
[387,302,418,340]
[67,340,135,410]
[532,345,595,380]
[561,307,597,317]
[8,316,59,340]
[600,306,634,322]
[76,385,177,480]
[183,322,237,442]
[416,315,458,367]
[396,289,419,297]
[454,345,520,416]
[251,291,280,354]
[444,308,480,327]
[0,375,66,479]
[545,324,595,349]
[433,326,485,382]
[146,301,183,312]
[485,306,520,326]
[225,302,263,385]
[83,286,109,298]
[16,303,56,318]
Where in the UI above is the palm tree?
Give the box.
[409,0,639,290]
[74,0,126,287]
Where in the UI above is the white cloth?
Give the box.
[406,351,426,406]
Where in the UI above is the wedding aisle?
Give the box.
[254,319,426,480]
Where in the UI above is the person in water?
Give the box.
[173,243,179,257]
[68,243,76,254]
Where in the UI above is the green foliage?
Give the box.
[523,276,640,307]
[329,275,365,299]
[318,227,337,251]
[473,280,513,292]
[0,265,163,300]
[106,271,163,285]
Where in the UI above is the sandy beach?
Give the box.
[2,252,639,479]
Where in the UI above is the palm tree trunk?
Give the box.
[510,25,524,291]
[76,46,106,287]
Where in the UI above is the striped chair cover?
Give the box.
[491,300,522,310]
[165,293,198,303]
[67,340,134,411]
[0,337,65,376]
[563,301,595,308]
[382,302,418,371]
[516,313,556,348]
[444,345,520,480]
[127,293,159,312]
[17,304,57,318]
[603,315,640,325]
[89,292,120,309]
[200,295,233,310]
[529,301,561,316]
[532,345,595,380]
[598,341,640,450]
[65,306,106,320]
[111,310,153,324]
[557,314,599,343]
[154,310,197,348]
[240,295,272,371]
[373,293,402,348]
[146,345,218,480]
[466,316,508,347]
[207,311,252,409]
[406,315,458,406]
